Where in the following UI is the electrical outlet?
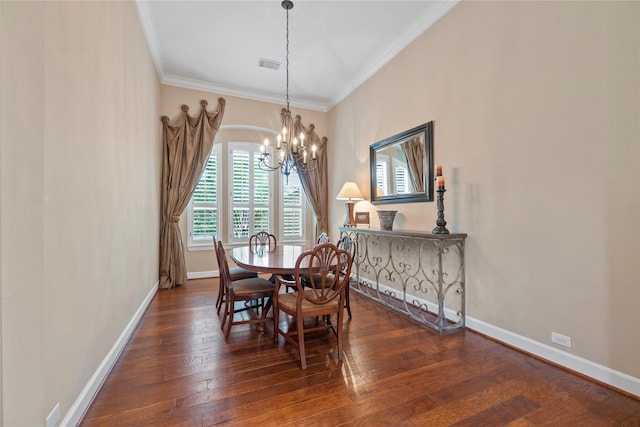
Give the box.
[45,402,60,427]
[551,332,572,348]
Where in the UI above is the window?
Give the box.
[187,141,309,249]
[187,145,220,248]
[281,171,306,242]
[376,154,389,196]
[393,158,411,194]
[229,143,272,241]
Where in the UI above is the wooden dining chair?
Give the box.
[217,241,275,340]
[250,231,297,290]
[302,234,355,319]
[249,231,277,252]
[213,237,258,315]
[316,232,329,245]
[300,232,330,290]
[336,234,356,318]
[274,243,352,369]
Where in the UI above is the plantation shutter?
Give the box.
[231,149,250,238]
[282,172,303,238]
[395,164,408,194]
[253,152,270,232]
[191,153,218,241]
[376,160,388,195]
[230,144,272,240]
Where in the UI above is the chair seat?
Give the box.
[232,277,274,296]
[278,290,340,313]
[229,266,258,280]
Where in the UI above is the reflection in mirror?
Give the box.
[370,122,434,204]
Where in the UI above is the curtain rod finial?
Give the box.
[200,99,208,108]
[181,104,189,112]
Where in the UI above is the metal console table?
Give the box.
[339,227,467,334]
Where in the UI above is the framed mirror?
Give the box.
[370,121,434,204]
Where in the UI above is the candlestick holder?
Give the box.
[432,187,449,234]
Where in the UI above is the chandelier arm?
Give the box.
[257,157,285,172]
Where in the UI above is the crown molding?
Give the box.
[161,74,329,112]
[136,0,459,113]
[327,0,459,110]
[135,1,164,78]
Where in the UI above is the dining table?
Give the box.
[229,243,353,320]
[229,244,310,276]
[229,244,312,308]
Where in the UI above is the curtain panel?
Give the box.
[159,99,226,289]
[402,137,425,193]
[292,112,329,236]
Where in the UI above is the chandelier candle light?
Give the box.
[257,0,317,182]
[432,164,450,234]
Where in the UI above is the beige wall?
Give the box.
[1,3,637,425]
[0,1,161,426]
[329,1,639,380]
[160,85,329,275]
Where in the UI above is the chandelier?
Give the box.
[258,0,317,181]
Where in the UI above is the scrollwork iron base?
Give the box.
[339,227,466,334]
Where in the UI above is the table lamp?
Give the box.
[336,182,364,227]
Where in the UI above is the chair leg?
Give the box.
[255,298,269,333]
[345,284,352,318]
[337,306,344,362]
[297,313,307,370]
[273,295,280,342]
[216,281,225,315]
[221,295,230,331]
[263,297,273,319]
[224,301,234,340]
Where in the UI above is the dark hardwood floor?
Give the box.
[80,278,640,426]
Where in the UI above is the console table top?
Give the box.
[338,226,467,240]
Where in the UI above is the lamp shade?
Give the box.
[336,182,364,201]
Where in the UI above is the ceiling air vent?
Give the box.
[258,58,280,71]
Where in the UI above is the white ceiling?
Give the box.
[136,1,458,112]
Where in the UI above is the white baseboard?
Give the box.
[60,281,159,426]
[187,270,219,279]
[466,316,640,398]
[356,278,639,397]
[357,277,462,323]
